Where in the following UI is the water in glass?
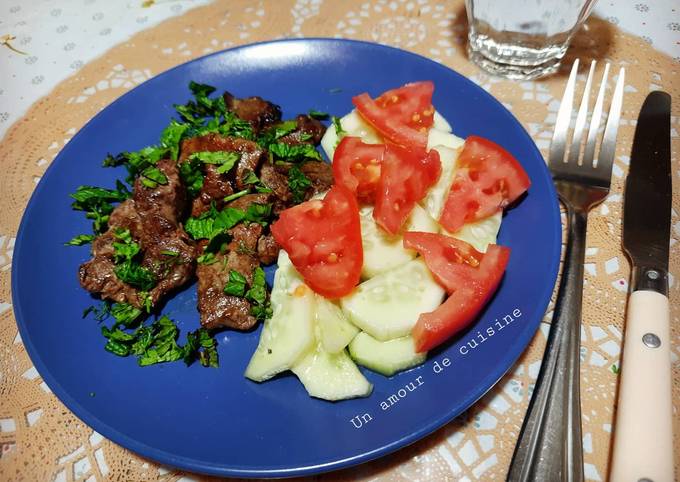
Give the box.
[465,0,597,79]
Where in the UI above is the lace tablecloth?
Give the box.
[0,1,678,480]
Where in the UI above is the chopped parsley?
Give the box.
[242,170,272,193]
[196,252,217,265]
[111,229,157,291]
[288,164,312,203]
[247,267,271,321]
[65,234,96,246]
[308,109,329,120]
[223,270,247,297]
[184,202,272,242]
[223,189,249,203]
[257,120,298,149]
[269,142,322,162]
[189,150,240,175]
[102,315,218,367]
[139,166,168,189]
[69,183,130,234]
[178,155,204,198]
[184,205,246,240]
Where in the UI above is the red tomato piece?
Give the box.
[403,232,510,352]
[332,137,385,202]
[352,81,435,148]
[373,144,441,235]
[439,136,531,233]
[271,185,363,299]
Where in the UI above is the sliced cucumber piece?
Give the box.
[341,258,445,341]
[316,295,359,354]
[427,128,464,153]
[445,211,503,253]
[421,144,459,221]
[432,111,452,132]
[292,343,373,401]
[320,110,382,160]
[360,203,439,279]
[349,332,426,376]
[245,251,315,382]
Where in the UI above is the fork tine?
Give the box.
[582,63,610,167]
[595,67,625,175]
[549,59,579,165]
[567,60,596,166]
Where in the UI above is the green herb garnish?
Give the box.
[247,267,271,321]
[224,270,247,297]
[288,164,312,203]
[139,166,169,189]
[269,142,322,161]
[65,234,96,246]
[189,151,240,175]
[308,109,329,120]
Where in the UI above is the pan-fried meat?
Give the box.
[300,161,334,197]
[78,160,195,309]
[133,159,187,222]
[279,114,326,146]
[225,193,272,211]
[223,91,282,134]
[179,133,266,216]
[257,234,279,265]
[196,223,262,330]
[260,159,334,209]
[259,162,292,202]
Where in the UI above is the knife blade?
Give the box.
[622,91,671,287]
[610,91,674,482]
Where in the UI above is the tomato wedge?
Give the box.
[373,144,441,235]
[353,81,435,148]
[332,137,385,202]
[403,232,510,352]
[439,136,531,233]
[271,185,362,299]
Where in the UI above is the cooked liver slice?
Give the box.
[278,114,326,146]
[78,160,195,309]
[222,91,282,134]
[179,134,266,216]
[196,223,263,330]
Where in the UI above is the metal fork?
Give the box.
[507,59,625,482]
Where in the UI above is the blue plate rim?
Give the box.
[11,37,561,478]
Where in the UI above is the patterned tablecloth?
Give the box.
[0,1,679,481]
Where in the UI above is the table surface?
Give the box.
[0,1,678,481]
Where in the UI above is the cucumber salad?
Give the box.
[245,82,530,401]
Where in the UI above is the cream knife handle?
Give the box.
[610,289,674,482]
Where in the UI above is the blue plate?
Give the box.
[12,39,560,478]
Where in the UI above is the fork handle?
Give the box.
[610,288,674,482]
[507,208,585,482]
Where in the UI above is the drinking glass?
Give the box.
[465,0,598,79]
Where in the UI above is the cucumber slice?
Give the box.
[349,332,426,376]
[316,295,359,354]
[320,110,382,160]
[360,203,438,279]
[292,343,373,401]
[340,258,445,341]
[445,211,503,253]
[245,251,315,382]
[427,128,464,153]
[432,111,452,132]
[421,145,459,221]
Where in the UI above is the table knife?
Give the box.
[610,91,673,482]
